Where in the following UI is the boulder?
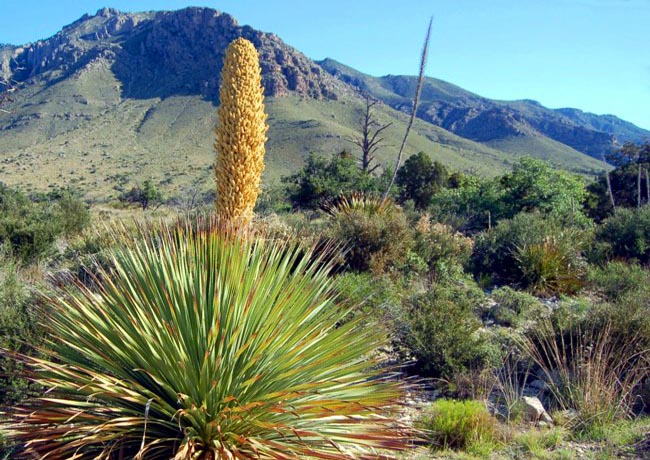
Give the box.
[522,396,553,424]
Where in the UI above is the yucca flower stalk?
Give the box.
[2,218,411,460]
[214,38,268,227]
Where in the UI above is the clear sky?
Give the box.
[2,0,649,130]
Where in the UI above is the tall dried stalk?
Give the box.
[602,155,616,213]
[383,17,433,200]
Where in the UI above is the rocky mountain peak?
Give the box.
[3,7,343,101]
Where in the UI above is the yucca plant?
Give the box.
[326,193,392,218]
[2,218,411,459]
[514,236,585,296]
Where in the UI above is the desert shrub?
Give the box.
[118,180,162,210]
[0,186,58,263]
[429,175,507,232]
[499,157,589,224]
[0,254,41,406]
[471,213,589,294]
[1,219,411,459]
[254,182,291,215]
[282,152,387,210]
[327,195,415,274]
[417,399,501,453]
[0,184,89,263]
[487,287,544,328]
[414,216,473,280]
[395,281,495,379]
[332,272,403,325]
[594,206,650,265]
[42,189,90,237]
[587,261,650,302]
[396,152,449,209]
[429,158,589,232]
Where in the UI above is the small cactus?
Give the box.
[214,38,268,227]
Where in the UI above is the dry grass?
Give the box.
[519,319,650,428]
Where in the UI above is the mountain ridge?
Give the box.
[317,58,649,159]
[0,7,625,200]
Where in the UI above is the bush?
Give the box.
[0,184,90,263]
[414,217,473,281]
[44,189,91,237]
[0,254,41,406]
[471,213,589,295]
[118,180,162,210]
[594,206,650,265]
[327,195,415,274]
[396,152,449,209]
[429,157,589,232]
[417,399,500,452]
[487,287,544,328]
[587,261,650,302]
[499,157,589,224]
[282,152,387,210]
[2,219,411,459]
[396,281,494,379]
[332,272,402,325]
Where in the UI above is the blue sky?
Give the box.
[2,0,649,130]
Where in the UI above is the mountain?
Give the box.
[0,7,621,201]
[318,59,649,161]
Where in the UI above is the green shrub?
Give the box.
[51,190,91,236]
[282,152,388,210]
[396,281,494,379]
[488,287,544,328]
[414,217,473,281]
[587,261,650,302]
[396,152,449,209]
[2,219,411,459]
[0,184,90,263]
[332,272,402,324]
[471,213,589,295]
[417,399,501,452]
[327,195,415,274]
[0,254,41,405]
[595,206,650,265]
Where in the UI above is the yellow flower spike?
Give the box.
[214,38,268,228]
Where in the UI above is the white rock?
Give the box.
[522,396,553,424]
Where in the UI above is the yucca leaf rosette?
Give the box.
[2,219,411,459]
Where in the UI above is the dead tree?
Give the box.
[350,95,392,173]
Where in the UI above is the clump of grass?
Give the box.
[519,318,650,430]
[417,399,502,454]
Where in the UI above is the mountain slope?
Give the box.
[318,58,649,161]
[0,7,611,201]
